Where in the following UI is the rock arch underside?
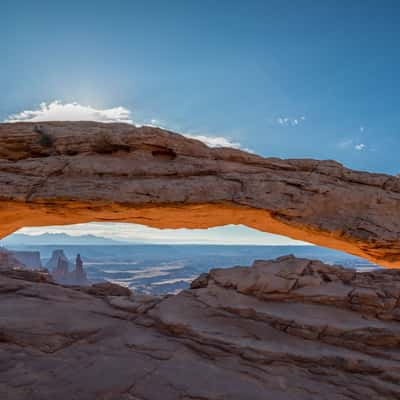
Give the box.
[1,121,400,267]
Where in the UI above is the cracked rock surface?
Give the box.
[1,122,400,266]
[1,255,400,399]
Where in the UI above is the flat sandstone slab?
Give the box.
[1,256,400,399]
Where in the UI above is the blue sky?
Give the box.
[2,0,400,244]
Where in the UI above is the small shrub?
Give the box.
[38,132,53,147]
[34,125,53,147]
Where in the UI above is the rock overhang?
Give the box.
[1,121,400,267]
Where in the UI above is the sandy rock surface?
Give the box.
[1,256,400,400]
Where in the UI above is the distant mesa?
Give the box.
[2,232,127,246]
[46,249,73,270]
[0,246,89,286]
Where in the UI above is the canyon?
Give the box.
[0,122,400,267]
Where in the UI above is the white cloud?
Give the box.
[6,101,249,151]
[355,143,366,151]
[183,134,242,149]
[6,100,133,124]
[184,134,254,153]
[338,139,367,151]
[277,115,305,127]
[139,117,248,150]
[338,139,353,149]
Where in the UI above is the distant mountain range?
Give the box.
[2,233,130,246]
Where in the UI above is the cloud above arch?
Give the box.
[6,101,133,124]
[5,100,249,150]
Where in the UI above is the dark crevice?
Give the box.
[152,149,177,160]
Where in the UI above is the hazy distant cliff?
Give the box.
[12,251,42,269]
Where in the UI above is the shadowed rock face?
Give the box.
[10,251,42,269]
[1,256,400,399]
[0,248,25,270]
[1,121,400,267]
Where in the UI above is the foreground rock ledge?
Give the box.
[1,122,400,267]
[1,256,400,400]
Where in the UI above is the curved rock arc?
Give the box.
[1,121,400,267]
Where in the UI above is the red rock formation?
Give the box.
[70,253,87,284]
[47,250,89,285]
[52,256,69,282]
[86,281,131,297]
[45,249,71,271]
[0,122,400,267]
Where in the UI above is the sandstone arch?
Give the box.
[1,121,400,267]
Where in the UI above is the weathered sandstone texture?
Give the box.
[1,256,400,399]
[1,122,400,266]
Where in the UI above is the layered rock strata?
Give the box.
[1,122,400,266]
